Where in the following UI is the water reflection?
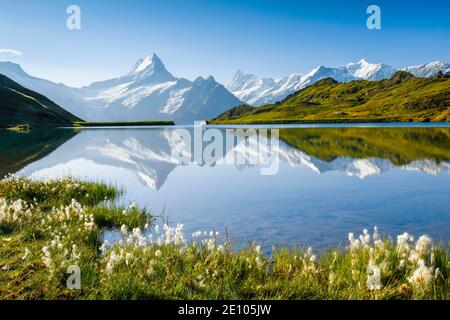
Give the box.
[2,126,450,249]
[0,129,78,178]
[10,127,450,186]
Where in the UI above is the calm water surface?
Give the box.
[1,125,449,252]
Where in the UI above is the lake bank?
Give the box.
[73,121,175,127]
[0,177,448,299]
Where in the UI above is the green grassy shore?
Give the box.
[0,177,448,299]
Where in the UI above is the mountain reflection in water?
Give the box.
[2,126,450,249]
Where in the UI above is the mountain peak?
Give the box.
[130,53,166,74]
[0,61,28,77]
[194,75,216,84]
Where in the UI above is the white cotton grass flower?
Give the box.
[120,224,128,236]
[415,235,433,257]
[21,248,31,260]
[396,232,414,257]
[408,259,433,288]
[367,261,382,291]
[348,232,361,251]
[125,252,133,266]
[192,231,202,239]
[42,246,52,269]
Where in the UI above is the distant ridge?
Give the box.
[212,71,450,124]
[228,60,450,107]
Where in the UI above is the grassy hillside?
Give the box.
[0,74,82,128]
[211,72,450,124]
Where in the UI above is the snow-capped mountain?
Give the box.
[80,53,242,123]
[229,59,447,106]
[0,54,241,123]
[402,61,450,78]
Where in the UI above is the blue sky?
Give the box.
[0,0,449,87]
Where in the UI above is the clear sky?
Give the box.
[0,0,449,87]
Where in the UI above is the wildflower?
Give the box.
[71,244,81,261]
[120,224,128,236]
[22,248,31,260]
[192,231,202,239]
[42,246,52,269]
[367,261,382,291]
[415,235,433,257]
[155,250,162,257]
[397,232,413,256]
[125,253,133,266]
[408,259,433,288]
[100,240,109,254]
[373,226,379,241]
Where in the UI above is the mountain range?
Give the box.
[0,54,241,124]
[228,60,450,106]
[0,56,449,124]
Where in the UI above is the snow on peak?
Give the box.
[130,53,165,74]
[403,61,449,77]
[358,58,369,64]
[228,59,398,106]
[228,70,259,92]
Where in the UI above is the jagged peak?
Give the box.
[231,70,257,80]
[194,75,216,84]
[130,53,166,74]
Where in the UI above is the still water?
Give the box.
[1,125,450,251]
